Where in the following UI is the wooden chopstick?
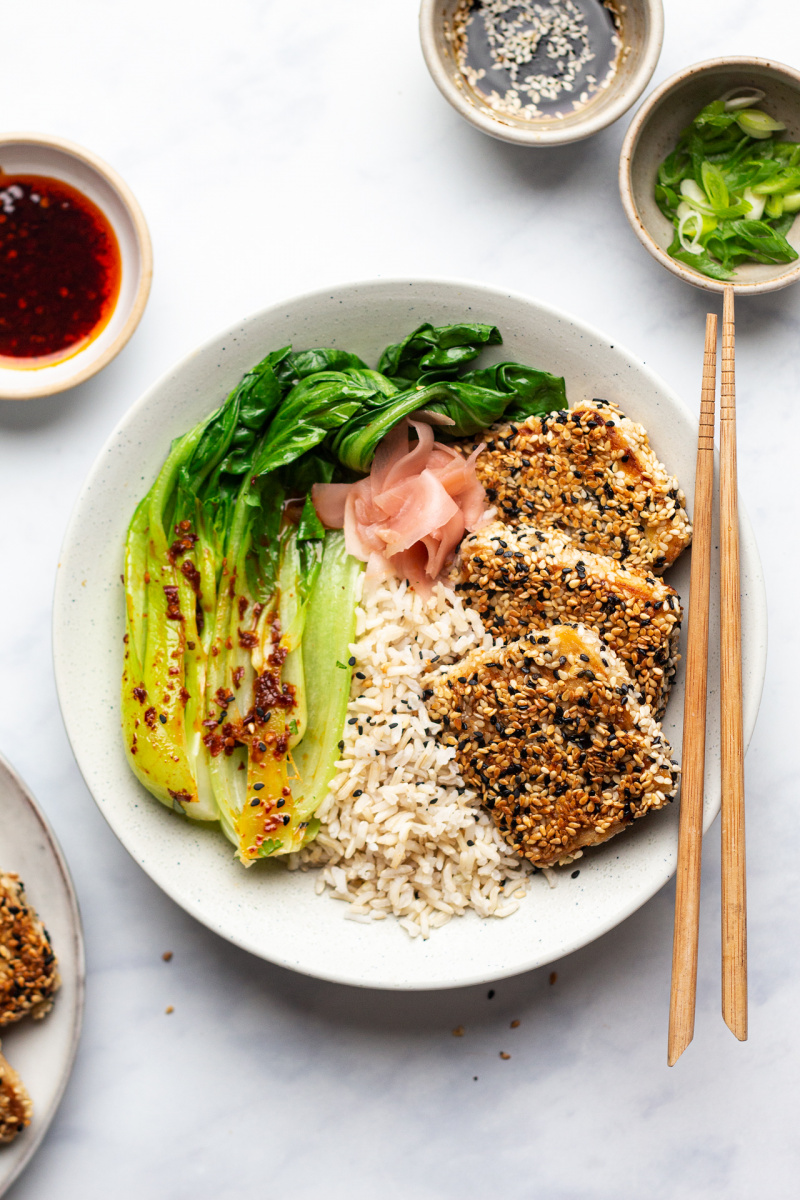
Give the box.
[668,313,717,1067]
[720,285,747,1041]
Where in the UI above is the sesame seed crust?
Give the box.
[456,399,692,573]
[452,521,682,719]
[0,874,60,1028]
[426,624,678,868]
[0,1048,32,1143]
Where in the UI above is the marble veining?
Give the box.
[0,1,799,1196]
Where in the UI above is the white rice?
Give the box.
[290,573,533,938]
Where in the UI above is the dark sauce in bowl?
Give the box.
[0,174,122,367]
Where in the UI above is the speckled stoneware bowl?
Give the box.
[419,0,663,146]
[620,57,800,295]
[0,754,84,1196]
[53,278,767,990]
[0,133,152,400]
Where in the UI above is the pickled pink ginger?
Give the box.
[312,418,487,591]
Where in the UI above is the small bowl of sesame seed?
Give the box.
[419,0,664,147]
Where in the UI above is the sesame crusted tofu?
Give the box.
[0,874,59,1028]
[458,398,692,573]
[453,521,682,718]
[426,624,678,868]
[0,1048,32,1144]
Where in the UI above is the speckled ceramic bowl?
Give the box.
[53,278,766,990]
[620,57,800,295]
[419,0,664,146]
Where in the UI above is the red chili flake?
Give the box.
[180,559,201,593]
[268,644,288,667]
[168,788,192,803]
[187,640,196,651]
[163,586,183,621]
[225,637,233,651]
[238,629,259,649]
[168,666,179,677]
[228,576,236,598]
[251,670,295,714]
[202,732,223,756]
[232,666,245,689]
[262,814,283,834]
[179,687,190,707]
[215,687,234,708]
[238,596,249,619]
[132,685,147,704]
[144,706,157,729]
[144,571,151,584]
[273,733,289,759]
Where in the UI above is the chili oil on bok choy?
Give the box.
[121,319,568,867]
[656,88,800,281]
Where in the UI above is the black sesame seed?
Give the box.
[253,782,264,791]
[159,713,167,724]
[250,797,260,807]
[282,814,291,825]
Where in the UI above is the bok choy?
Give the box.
[122,318,567,866]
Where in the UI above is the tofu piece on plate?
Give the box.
[0,873,60,1028]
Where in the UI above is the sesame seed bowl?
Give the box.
[52,278,766,990]
[419,0,664,147]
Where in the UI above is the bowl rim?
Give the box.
[619,55,800,296]
[0,131,153,400]
[419,0,664,147]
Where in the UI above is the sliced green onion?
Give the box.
[720,88,766,112]
[677,211,704,254]
[765,193,785,218]
[742,187,766,220]
[701,161,730,211]
[680,178,715,214]
[677,200,717,237]
[782,190,800,214]
[735,109,786,139]
[751,171,800,196]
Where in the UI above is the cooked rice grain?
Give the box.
[291,575,532,938]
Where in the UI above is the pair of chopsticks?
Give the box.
[668,286,747,1067]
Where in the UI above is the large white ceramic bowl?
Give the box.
[52,279,767,990]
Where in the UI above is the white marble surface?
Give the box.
[1,0,799,1195]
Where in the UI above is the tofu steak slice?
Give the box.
[453,521,682,719]
[426,624,678,868]
[458,399,692,574]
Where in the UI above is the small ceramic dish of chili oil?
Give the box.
[0,134,152,400]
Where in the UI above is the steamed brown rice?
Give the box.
[291,573,533,938]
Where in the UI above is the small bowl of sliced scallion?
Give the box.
[619,56,800,294]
